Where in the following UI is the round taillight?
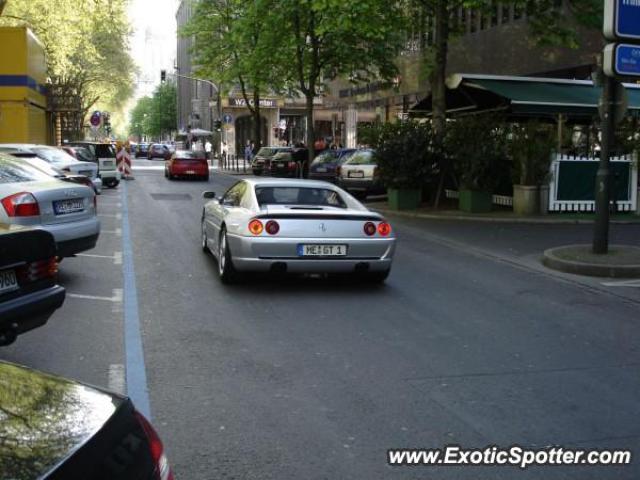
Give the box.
[265,220,279,235]
[363,222,376,236]
[377,222,391,236]
[248,219,263,235]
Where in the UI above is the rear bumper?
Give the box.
[338,178,385,194]
[227,234,395,273]
[0,285,65,334]
[39,217,101,256]
[57,233,100,257]
[99,170,122,181]
[171,165,208,176]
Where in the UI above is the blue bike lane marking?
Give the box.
[121,181,152,419]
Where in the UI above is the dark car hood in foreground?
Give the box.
[0,362,124,479]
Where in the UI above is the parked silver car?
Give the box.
[0,144,102,194]
[201,178,395,283]
[0,154,100,257]
[337,149,385,198]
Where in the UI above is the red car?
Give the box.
[165,150,209,180]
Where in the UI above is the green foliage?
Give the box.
[372,121,441,189]
[1,0,136,119]
[129,96,153,139]
[446,115,510,192]
[508,123,555,186]
[129,83,177,140]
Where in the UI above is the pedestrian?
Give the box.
[205,140,212,160]
[244,141,253,163]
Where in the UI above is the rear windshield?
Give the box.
[257,147,289,158]
[32,148,75,164]
[95,144,116,158]
[345,150,376,165]
[255,186,347,208]
[74,147,96,163]
[0,156,54,183]
[312,151,339,165]
[272,152,292,161]
[175,150,205,159]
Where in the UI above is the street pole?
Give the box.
[592,74,617,254]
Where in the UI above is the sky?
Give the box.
[127,0,179,100]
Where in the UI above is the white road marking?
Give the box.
[601,279,640,288]
[101,228,122,236]
[108,364,126,394]
[98,213,123,219]
[76,251,122,264]
[67,288,123,303]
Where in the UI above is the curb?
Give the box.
[371,207,640,225]
[542,244,640,278]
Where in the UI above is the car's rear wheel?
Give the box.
[104,179,119,188]
[218,227,238,284]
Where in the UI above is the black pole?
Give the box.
[593,75,616,254]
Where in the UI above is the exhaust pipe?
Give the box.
[354,262,370,273]
[270,262,287,274]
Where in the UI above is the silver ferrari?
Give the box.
[201,179,396,283]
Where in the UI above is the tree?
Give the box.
[265,0,404,165]
[182,0,285,149]
[406,0,602,205]
[129,96,153,140]
[147,82,177,140]
[1,0,136,136]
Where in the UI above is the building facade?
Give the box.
[319,1,602,144]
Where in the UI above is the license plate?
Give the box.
[101,160,114,168]
[316,167,327,173]
[54,198,85,215]
[276,164,284,168]
[0,269,18,295]
[348,171,364,178]
[186,170,195,174]
[298,244,348,257]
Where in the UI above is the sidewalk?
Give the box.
[368,201,640,225]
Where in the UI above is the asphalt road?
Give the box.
[3,160,640,480]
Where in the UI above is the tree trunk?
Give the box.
[253,89,262,149]
[432,0,449,208]
[305,93,315,179]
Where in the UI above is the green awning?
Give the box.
[411,74,640,120]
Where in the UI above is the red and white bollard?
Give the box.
[116,147,133,180]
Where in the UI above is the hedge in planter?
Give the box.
[374,121,441,210]
[446,115,510,213]
[509,123,555,215]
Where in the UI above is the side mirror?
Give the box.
[202,191,216,199]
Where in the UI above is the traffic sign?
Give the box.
[222,113,233,124]
[604,0,640,41]
[90,111,102,127]
[604,43,640,77]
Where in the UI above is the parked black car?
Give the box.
[308,148,357,184]
[136,143,150,158]
[269,148,310,178]
[0,361,174,479]
[0,225,65,346]
[251,146,292,175]
[148,144,171,160]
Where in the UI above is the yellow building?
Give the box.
[0,27,49,144]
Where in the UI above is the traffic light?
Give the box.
[160,70,166,83]
[214,120,222,131]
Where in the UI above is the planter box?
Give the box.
[388,188,421,210]
[513,184,540,215]
[459,189,492,213]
